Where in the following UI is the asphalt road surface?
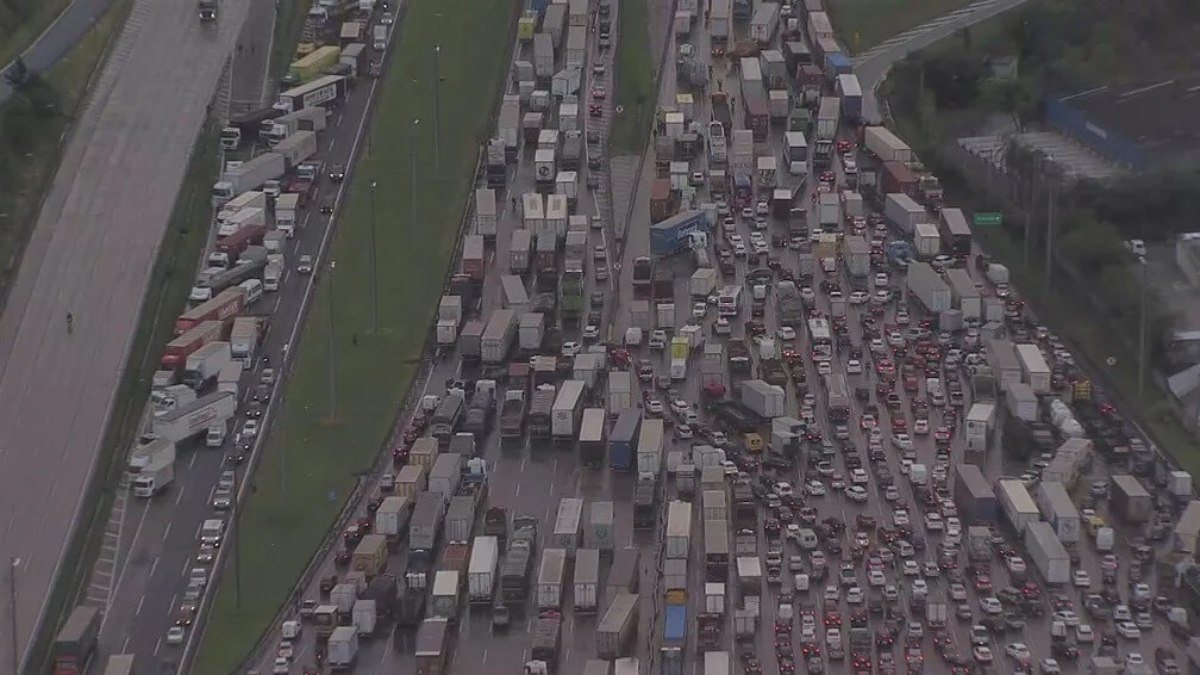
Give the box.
[0,0,120,104]
[853,0,1033,124]
[216,1,1187,675]
[90,13,403,675]
[0,0,249,669]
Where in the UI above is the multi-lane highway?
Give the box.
[90,6,405,673]
[0,0,249,668]
[94,1,1193,675]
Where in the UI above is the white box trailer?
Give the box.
[536,548,568,609]
[608,370,634,411]
[586,500,615,551]
[475,188,498,237]
[987,338,1024,391]
[705,651,732,675]
[741,379,786,418]
[1015,343,1052,393]
[468,536,500,603]
[637,418,665,475]
[945,268,981,320]
[906,261,952,313]
[884,192,927,234]
[863,125,912,164]
[553,497,584,554]
[665,500,693,559]
[597,592,639,659]
[573,548,600,613]
[551,379,586,440]
[703,489,728,523]
[997,478,1040,534]
[1024,521,1070,585]
[1035,481,1081,543]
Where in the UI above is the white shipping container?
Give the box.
[884,192,927,234]
[1024,521,1070,585]
[536,549,568,609]
[468,536,500,602]
[997,478,1040,534]
[740,379,786,418]
[586,501,615,551]
[475,188,498,237]
[666,500,693,559]
[637,418,665,475]
[553,497,584,554]
[608,370,634,411]
[573,548,600,612]
[905,262,952,313]
[1015,343,1052,393]
[1035,482,1081,543]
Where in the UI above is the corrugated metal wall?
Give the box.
[1042,96,1147,169]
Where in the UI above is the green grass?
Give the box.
[0,0,73,70]
[826,0,973,54]
[610,0,655,155]
[269,0,311,79]
[191,0,519,671]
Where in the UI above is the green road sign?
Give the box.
[974,212,1003,227]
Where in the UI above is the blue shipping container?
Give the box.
[824,52,851,79]
[609,409,641,470]
[650,210,709,257]
[531,0,550,16]
[663,604,688,643]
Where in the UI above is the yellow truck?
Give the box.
[352,533,388,577]
[288,45,342,84]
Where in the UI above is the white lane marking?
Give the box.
[161,521,172,543]
[174,484,186,506]
[135,594,145,617]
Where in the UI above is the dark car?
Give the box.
[328,163,346,182]
[254,384,272,402]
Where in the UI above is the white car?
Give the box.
[646,400,664,416]
[1052,610,1080,627]
[1041,658,1062,675]
[562,341,582,357]
[1007,557,1027,575]
[902,560,920,576]
[846,359,862,374]
[1116,621,1141,640]
[924,513,944,531]
[692,302,707,320]
[868,570,886,587]
[974,646,994,664]
[850,469,868,485]
[775,482,794,498]
[241,419,259,440]
[670,399,690,415]
[1075,624,1094,642]
[892,434,913,450]
[166,625,186,645]
[845,485,868,503]
[980,597,1003,615]
[1073,570,1091,588]
[807,481,826,496]
[817,361,832,375]
[714,317,732,335]
[913,418,930,435]
[777,326,796,341]
[733,242,747,257]
[892,510,910,527]
[1112,605,1131,622]
[848,291,869,305]
[949,583,967,601]
[1006,643,1032,664]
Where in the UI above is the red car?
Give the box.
[837,139,853,153]
[824,610,843,627]
[974,575,993,592]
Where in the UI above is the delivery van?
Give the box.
[239,278,264,305]
[373,25,387,51]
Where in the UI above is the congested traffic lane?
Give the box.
[98,25,400,675]
[243,7,629,673]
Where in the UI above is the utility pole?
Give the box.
[9,557,18,675]
[1139,235,1149,399]
[411,119,420,227]
[432,45,443,175]
[1044,180,1055,292]
[369,181,380,332]
[327,260,337,421]
[233,464,242,609]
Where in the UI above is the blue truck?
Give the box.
[609,409,641,471]
[661,604,688,675]
[650,210,710,257]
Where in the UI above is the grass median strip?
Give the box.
[192,0,518,670]
[610,0,655,155]
[826,0,972,54]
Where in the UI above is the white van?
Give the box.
[264,263,283,292]
[373,25,387,51]
[239,279,264,305]
[199,519,226,546]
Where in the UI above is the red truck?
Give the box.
[52,606,101,675]
[461,234,485,282]
[438,542,471,574]
[162,320,225,368]
[881,161,918,197]
[650,178,679,223]
[742,89,770,141]
[174,287,246,335]
[215,223,267,257]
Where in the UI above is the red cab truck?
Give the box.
[52,605,101,675]
[881,161,918,198]
[174,287,246,336]
[161,320,225,368]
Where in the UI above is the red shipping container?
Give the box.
[174,287,246,335]
[161,320,224,368]
[215,223,267,257]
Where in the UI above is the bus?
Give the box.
[807,317,832,362]
[938,208,973,260]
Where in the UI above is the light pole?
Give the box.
[9,557,18,675]
[232,463,242,610]
[432,45,443,175]
[411,119,420,228]
[369,181,380,332]
[327,260,337,421]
